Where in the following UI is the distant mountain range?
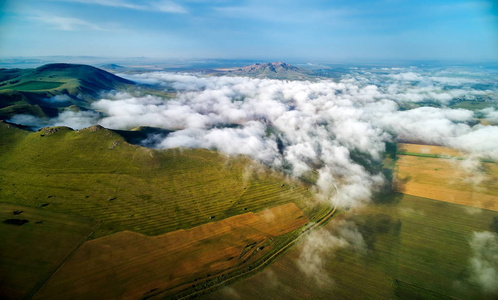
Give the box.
[223,62,314,80]
[0,63,134,119]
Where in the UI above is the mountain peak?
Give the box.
[228,62,311,79]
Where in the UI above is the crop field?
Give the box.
[34,203,308,300]
[398,143,464,157]
[0,80,65,91]
[0,203,96,300]
[0,122,321,239]
[207,194,498,300]
[396,144,498,211]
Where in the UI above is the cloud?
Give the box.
[297,220,366,286]
[43,94,72,103]
[388,72,423,81]
[57,0,188,13]
[31,15,103,31]
[480,107,498,124]
[468,231,498,295]
[8,110,100,130]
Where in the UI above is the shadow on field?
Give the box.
[351,213,402,251]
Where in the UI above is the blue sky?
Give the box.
[0,0,497,62]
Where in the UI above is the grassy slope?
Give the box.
[0,121,323,239]
[207,194,497,300]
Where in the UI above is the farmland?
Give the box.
[34,203,308,300]
[396,143,498,211]
[207,193,498,300]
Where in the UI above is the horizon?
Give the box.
[1,0,498,62]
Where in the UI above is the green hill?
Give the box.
[0,63,134,119]
[0,121,323,238]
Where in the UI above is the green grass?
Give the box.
[398,151,496,163]
[207,193,498,300]
[0,203,96,300]
[0,80,65,91]
[0,122,323,239]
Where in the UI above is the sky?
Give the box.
[0,0,497,62]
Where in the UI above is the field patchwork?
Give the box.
[33,203,308,300]
[206,194,498,300]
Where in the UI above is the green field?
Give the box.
[207,194,498,299]
[0,203,96,300]
[0,80,65,91]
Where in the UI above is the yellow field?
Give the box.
[398,143,464,157]
[395,144,498,211]
[34,203,308,300]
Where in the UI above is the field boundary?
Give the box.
[397,151,495,163]
[26,221,101,299]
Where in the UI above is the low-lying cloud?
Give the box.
[469,231,498,295]
[297,220,366,287]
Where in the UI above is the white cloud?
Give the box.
[480,107,498,124]
[468,231,498,295]
[388,72,423,81]
[31,15,103,31]
[56,0,188,13]
[297,220,366,286]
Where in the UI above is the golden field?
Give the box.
[396,144,498,211]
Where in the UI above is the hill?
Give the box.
[0,63,134,119]
[0,121,332,299]
[224,62,314,80]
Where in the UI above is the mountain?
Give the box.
[225,62,314,80]
[0,63,134,119]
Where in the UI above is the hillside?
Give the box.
[0,63,134,119]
